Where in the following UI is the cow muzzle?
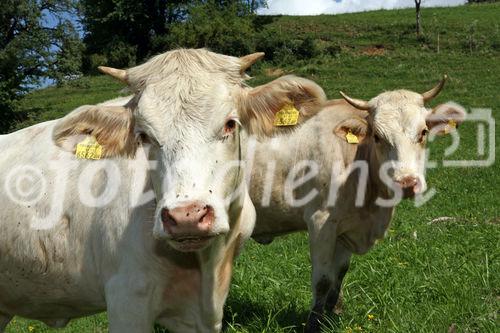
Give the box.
[160,201,216,252]
[395,176,422,199]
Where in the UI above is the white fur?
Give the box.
[0,49,256,333]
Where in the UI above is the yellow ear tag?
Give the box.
[445,119,457,134]
[273,104,300,126]
[75,136,103,160]
[345,131,359,144]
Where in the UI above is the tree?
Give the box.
[80,0,267,70]
[0,0,82,133]
[80,0,191,69]
[246,0,267,13]
[415,0,422,36]
[164,1,257,56]
[48,20,84,84]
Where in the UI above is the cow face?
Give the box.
[53,49,326,252]
[340,76,466,199]
[132,75,245,252]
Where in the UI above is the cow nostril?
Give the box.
[161,208,177,226]
[199,205,214,225]
[398,177,417,189]
[409,178,418,188]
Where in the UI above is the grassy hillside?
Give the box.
[7,3,500,333]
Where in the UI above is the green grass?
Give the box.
[7,3,500,333]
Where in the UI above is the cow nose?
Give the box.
[161,201,214,233]
[395,176,421,198]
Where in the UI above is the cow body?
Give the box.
[249,81,465,332]
[0,119,254,332]
[249,103,392,332]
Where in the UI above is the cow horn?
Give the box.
[240,52,265,73]
[339,91,371,110]
[421,75,447,102]
[98,66,128,84]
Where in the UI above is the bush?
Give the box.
[83,39,137,73]
[325,44,342,57]
[296,36,320,59]
[255,28,325,65]
[255,27,299,63]
[84,53,108,74]
[163,2,256,56]
[105,39,137,68]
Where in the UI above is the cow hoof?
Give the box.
[0,313,12,332]
[42,318,70,328]
[304,312,322,333]
[253,235,274,245]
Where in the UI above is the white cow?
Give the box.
[248,77,466,332]
[0,49,326,332]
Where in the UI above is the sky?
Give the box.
[259,0,467,15]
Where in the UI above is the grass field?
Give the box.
[6,3,500,333]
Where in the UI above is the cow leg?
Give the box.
[305,218,351,333]
[304,211,336,333]
[0,313,12,333]
[324,243,351,315]
[105,274,155,333]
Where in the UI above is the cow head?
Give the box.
[53,49,325,252]
[339,76,466,199]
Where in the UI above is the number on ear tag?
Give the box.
[274,104,299,126]
[75,136,103,160]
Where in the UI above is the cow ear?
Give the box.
[426,102,466,136]
[333,116,369,144]
[238,75,326,136]
[53,105,137,158]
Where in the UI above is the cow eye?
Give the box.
[138,132,151,144]
[138,131,162,147]
[223,119,237,136]
[420,128,429,143]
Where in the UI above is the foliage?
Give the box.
[161,1,256,56]
[79,0,188,68]
[47,20,84,85]
[0,0,82,133]
[80,0,267,69]
[296,36,320,59]
[255,27,298,63]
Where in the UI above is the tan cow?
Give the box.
[0,49,326,332]
[248,77,466,332]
